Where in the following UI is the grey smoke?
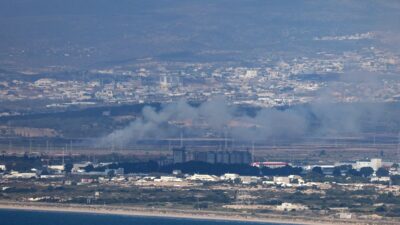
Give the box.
[97,70,399,148]
[95,97,324,147]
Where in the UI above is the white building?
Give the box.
[40,174,64,179]
[4,171,37,179]
[155,176,183,182]
[354,158,382,171]
[338,213,352,219]
[0,165,6,171]
[276,203,308,211]
[240,176,260,185]
[186,174,219,182]
[220,173,240,181]
[48,165,64,173]
[354,160,370,170]
[251,161,288,168]
[273,176,291,184]
[72,162,91,173]
[172,170,182,175]
[288,175,305,184]
[370,158,382,171]
[242,70,258,79]
[370,177,390,183]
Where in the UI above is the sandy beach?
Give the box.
[0,201,396,225]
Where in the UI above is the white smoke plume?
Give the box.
[97,92,389,148]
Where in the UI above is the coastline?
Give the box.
[0,202,376,225]
[0,202,331,225]
[0,201,386,225]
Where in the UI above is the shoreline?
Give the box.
[0,201,392,225]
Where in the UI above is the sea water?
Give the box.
[0,209,293,225]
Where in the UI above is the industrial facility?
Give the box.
[172,147,252,165]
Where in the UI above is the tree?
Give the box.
[376,167,389,177]
[197,202,208,209]
[64,163,73,173]
[348,169,360,177]
[332,167,342,177]
[391,175,400,185]
[359,167,374,177]
[84,164,94,172]
[312,166,323,175]
[305,167,324,181]
[375,205,387,213]
[107,169,115,178]
[40,169,50,175]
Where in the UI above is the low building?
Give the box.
[186,174,219,182]
[337,213,352,219]
[320,165,335,175]
[353,158,382,171]
[220,173,240,181]
[251,161,288,168]
[288,175,305,184]
[172,170,182,175]
[105,168,124,176]
[110,176,126,182]
[304,165,335,175]
[354,160,371,170]
[40,174,64,179]
[240,176,260,185]
[78,178,97,185]
[4,171,37,179]
[273,176,290,184]
[370,176,390,183]
[72,162,92,173]
[370,158,383,171]
[47,165,64,173]
[276,202,308,211]
[95,191,101,199]
[155,176,183,182]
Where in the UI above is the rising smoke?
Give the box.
[96,96,307,147]
[98,83,395,148]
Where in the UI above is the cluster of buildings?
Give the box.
[1,46,399,115]
[2,156,399,223]
[172,147,252,165]
[304,158,393,176]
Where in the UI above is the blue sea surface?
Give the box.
[0,209,292,225]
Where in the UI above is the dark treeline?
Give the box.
[89,161,303,176]
[0,103,161,122]
[0,155,42,172]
